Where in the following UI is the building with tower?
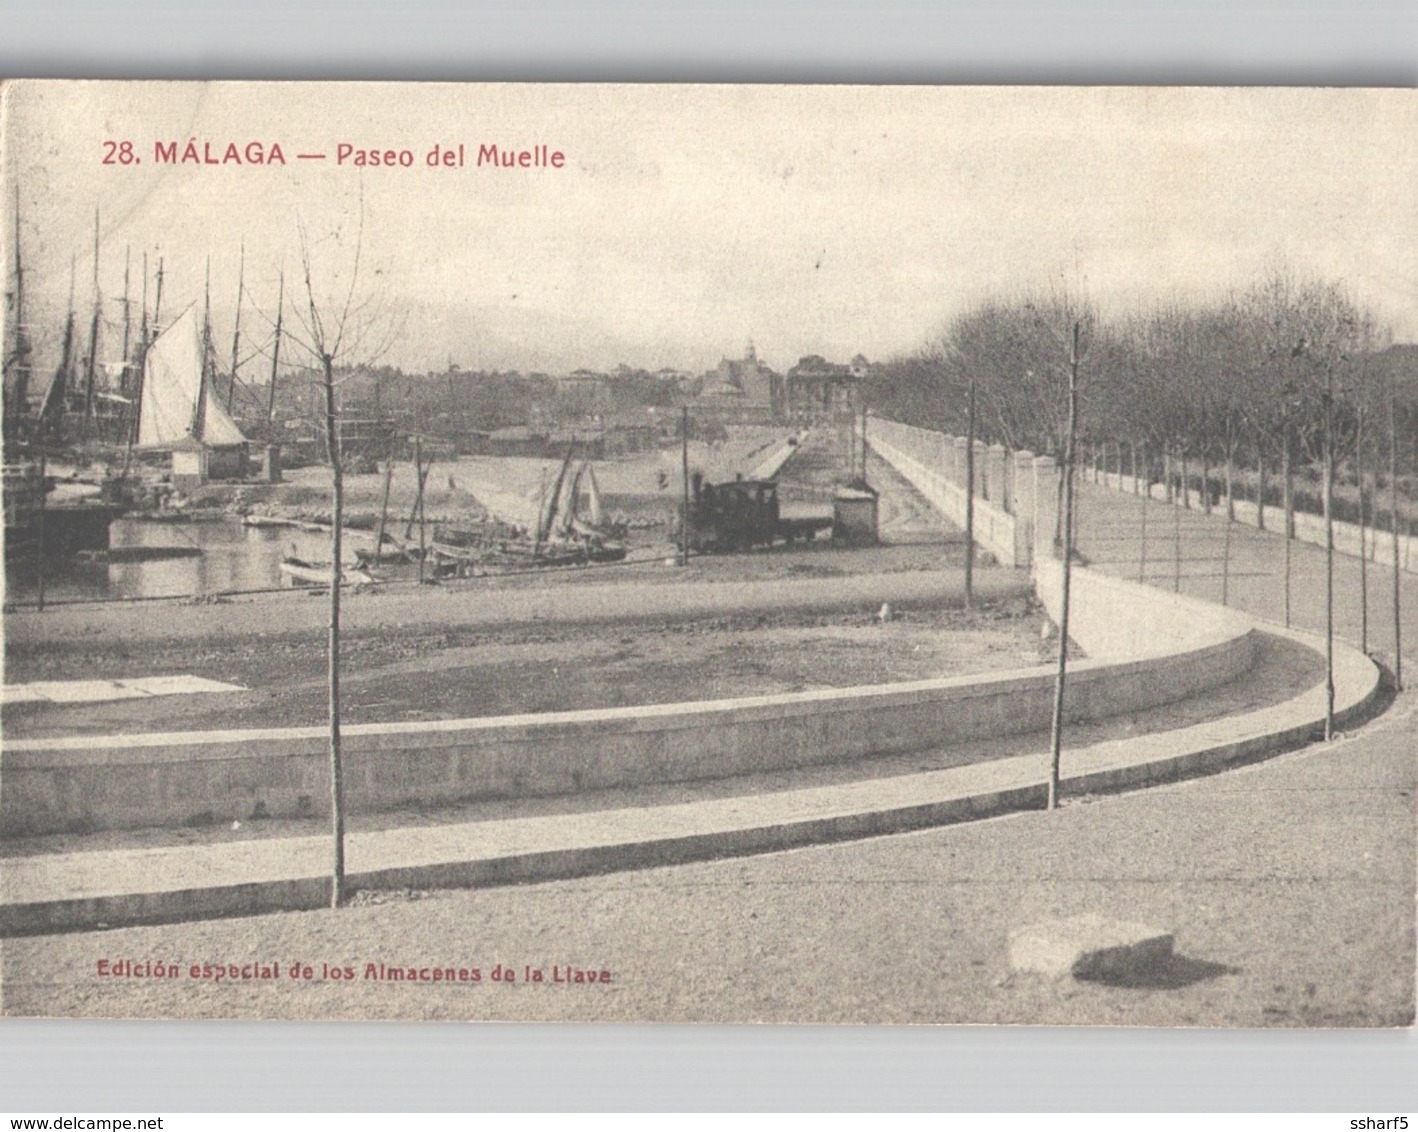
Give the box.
[696,341,785,423]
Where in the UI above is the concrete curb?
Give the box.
[1,621,1382,936]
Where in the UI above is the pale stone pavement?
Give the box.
[1069,474,1417,675]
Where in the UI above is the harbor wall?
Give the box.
[866,419,1027,567]
[870,417,1418,576]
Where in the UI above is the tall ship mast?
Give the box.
[37,258,77,434]
[2,186,33,450]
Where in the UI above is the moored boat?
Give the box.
[279,554,374,587]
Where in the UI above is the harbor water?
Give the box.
[3,518,366,606]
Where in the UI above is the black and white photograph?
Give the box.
[1,80,1414,1029]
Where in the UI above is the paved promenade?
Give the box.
[1070,475,1416,674]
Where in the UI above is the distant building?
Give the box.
[656,367,697,394]
[487,425,549,457]
[697,341,784,423]
[550,369,607,417]
[786,354,862,424]
[557,369,604,392]
[547,428,607,460]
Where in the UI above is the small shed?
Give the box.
[832,481,879,546]
[165,436,249,491]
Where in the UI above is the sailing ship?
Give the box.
[530,449,628,565]
[134,303,248,485]
[3,187,34,451]
[422,448,627,576]
[3,199,126,560]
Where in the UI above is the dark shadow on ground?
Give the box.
[1078,953,1240,990]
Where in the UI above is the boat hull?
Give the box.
[279,556,374,587]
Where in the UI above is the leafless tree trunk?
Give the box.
[964,378,976,609]
[1173,446,1182,593]
[680,407,690,567]
[1224,448,1235,522]
[1283,430,1293,627]
[1138,442,1149,584]
[1053,454,1066,552]
[404,448,430,543]
[1322,370,1336,740]
[1357,400,1369,653]
[1257,449,1268,532]
[1221,443,1235,605]
[373,455,393,567]
[1047,322,1081,812]
[319,349,346,906]
[1221,489,1233,606]
[288,203,400,910]
[417,438,429,583]
[1391,374,1404,691]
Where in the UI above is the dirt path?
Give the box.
[3,599,1045,738]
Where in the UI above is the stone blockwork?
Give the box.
[4,591,1256,836]
[867,419,1025,567]
[1033,553,1252,661]
[1009,915,1176,980]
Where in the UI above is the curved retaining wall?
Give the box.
[1033,554,1253,661]
[3,566,1257,837]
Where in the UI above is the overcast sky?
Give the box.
[5,82,1415,374]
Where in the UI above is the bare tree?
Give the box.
[1001,294,1101,809]
[1281,279,1368,739]
[1388,359,1406,690]
[1238,271,1321,627]
[1131,304,1212,594]
[1047,318,1085,811]
[280,206,401,908]
[1191,300,1261,606]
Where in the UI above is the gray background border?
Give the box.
[1,0,1416,1111]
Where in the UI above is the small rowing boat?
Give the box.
[279,554,374,587]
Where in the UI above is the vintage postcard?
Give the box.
[1,81,1413,1025]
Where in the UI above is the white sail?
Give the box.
[557,462,587,537]
[136,305,246,448]
[584,463,604,527]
